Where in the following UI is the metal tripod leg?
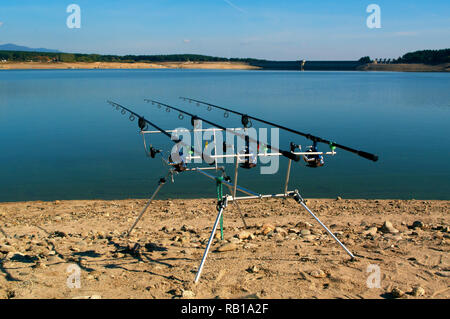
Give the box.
[127,175,168,236]
[292,190,355,259]
[194,198,228,283]
[224,184,248,229]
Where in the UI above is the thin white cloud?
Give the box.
[0,22,4,27]
[223,0,246,13]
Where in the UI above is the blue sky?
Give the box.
[0,0,449,60]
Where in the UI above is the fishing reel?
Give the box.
[167,153,188,172]
[303,140,325,168]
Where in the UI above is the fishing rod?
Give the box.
[107,100,215,164]
[179,97,379,162]
[144,99,300,162]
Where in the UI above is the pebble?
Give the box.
[216,243,238,252]
[181,290,195,299]
[302,235,316,241]
[296,221,313,229]
[391,287,404,298]
[300,229,311,236]
[96,231,106,239]
[182,290,195,298]
[49,231,67,238]
[411,286,425,297]
[238,231,254,240]
[412,221,425,229]
[310,269,327,278]
[247,265,259,273]
[363,227,378,236]
[274,227,287,237]
[181,225,196,233]
[381,221,399,234]
[261,224,275,235]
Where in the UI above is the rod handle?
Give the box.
[282,150,300,162]
[357,151,379,162]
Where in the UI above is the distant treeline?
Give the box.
[360,49,449,65]
[0,50,266,64]
[397,49,450,64]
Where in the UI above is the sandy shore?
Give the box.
[0,61,259,70]
[0,198,449,299]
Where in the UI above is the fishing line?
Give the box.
[179,97,378,162]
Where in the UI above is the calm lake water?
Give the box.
[0,69,449,202]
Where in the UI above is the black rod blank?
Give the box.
[179,97,379,162]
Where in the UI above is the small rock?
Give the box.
[336,196,342,201]
[412,221,424,229]
[6,289,15,299]
[300,229,311,236]
[296,221,313,229]
[238,231,254,240]
[302,234,316,241]
[411,286,425,297]
[181,225,195,233]
[261,224,275,235]
[274,227,287,236]
[363,227,378,236]
[247,265,259,273]
[391,287,404,298]
[113,252,125,258]
[96,231,106,239]
[49,231,66,238]
[182,290,195,298]
[216,243,238,252]
[381,221,399,234]
[288,228,299,234]
[310,269,327,278]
